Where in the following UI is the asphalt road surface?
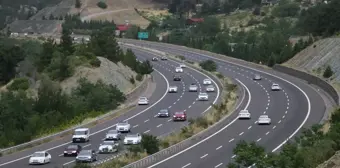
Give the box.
[122,42,326,168]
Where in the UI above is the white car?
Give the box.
[179,64,186,68]
[253,74,262,80]
[205,85,215,92]
[72,128,90,143]
[28,151,51,165]
[271,83,281,91]
[105,130,121,140]
[161,56,167,60]
[168,86,178,93]
[175,67,183,73]
[238,110,251,119]
[257,115,271,125]
[152,57,158,61]
[203,79,212,85]
[189,83,198,92]
[138,97,149,105]
[98,141,119,153]
[116,121,131,133]
[124,133,142,145]
[198,92,209,101]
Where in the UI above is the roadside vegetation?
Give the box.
[98,59,238,167]
[0,27,153,150]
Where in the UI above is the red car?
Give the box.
[173,111,187,121]
[64,145,82,156]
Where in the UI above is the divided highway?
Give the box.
[122,42,326,168]
[0,48,220,168]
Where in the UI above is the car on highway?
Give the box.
[173,111,187,121]
[238,110,251,119]
[116,121,131,133]
[157,109,170,117]
[75,149,97,163]
[152,57,158,61]
[28,151,51,165]
[271,83,281,91]
[205,85,215,92]
[168,86,178,93]
[106,129,121,140]
[175,67,183,73]
[72,128,90,143]
[198,92,209,101]
[124,133,142,145]
[257,115,271,125]
[173,75,182,81]
[161,56,167,60]
[138,97,149,105]
[253,74,262,80]
[98,141,119,154]
[189,83,198,92]
[64,145,82,157]
[203,78,212,85]
[179,64,186,68]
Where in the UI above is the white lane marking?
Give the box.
[273,126,276,129]
[239,132,244,136]
[200,154,208,159]
[231,155,236,158]
[154,115,158,117]
[144,130,150,133]
[144,119,150,123]
[278,120,282,123]
[0,68,170,167]
[216,146,222,150]
[157,124,163,128]
[167,119,172,122]
[168,105,172,108]
[188,105,191,108]
[215,163,223,168]
[256,138,261,142]
[182,163,191,168]
[229,138,234,142]
[248,126,252,130]
[266,131,270,135]
[173,102,177,105]
[282,115,285,119]
[147,78,250,168]
[192,101,195,104]
[133,125,139,128]
[63,160,75,166]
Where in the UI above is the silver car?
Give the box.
[105,130,121,140]
[75,150,97,163]
[253,74,262,80]
[157,109,170,117]
[189,83,198,92]
[205,85,215,92]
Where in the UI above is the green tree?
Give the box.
[0,43,24,83]
[97,1,107,9]
[199,60,217,72]
[7,78,30,91]
[138,60,153,75]
[141,134,160,154]
[60,26,74,55]
[35,38,55,72]
[75,0,82,8]
[323,65,333,78]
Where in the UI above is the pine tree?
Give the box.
[323,65,333,78]
[75,0,82,8]
[60,27,74,55]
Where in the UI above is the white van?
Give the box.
[72,128,90,143]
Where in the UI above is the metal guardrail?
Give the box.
[0,74,150,155]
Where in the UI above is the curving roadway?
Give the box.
[122,42,326,168]
[0,49,219,168]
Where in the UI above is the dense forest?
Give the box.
[0,0,62,29]
[0,27,152,148]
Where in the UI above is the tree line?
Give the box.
[0,27,152,148]
[227,108,340,168]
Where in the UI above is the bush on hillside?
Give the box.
[199,60,217,72]
[90,57,101,67]
[97,1,107,9]
[323,65,333,78]
[7,78,29,91]
[136,74,143,81]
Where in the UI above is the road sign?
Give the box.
[138,32,149,39]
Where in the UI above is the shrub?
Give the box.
[7,78,30,91]
[89,57,101,67]
[97,1,107,9]
[252,7,261,15]
[136,74,143,81]
[199,60,217,72]
[141,134,159,154]
[186,60,194,64]
[323,65,333,78]
[176,55,186,60]
[129,76,135,84]
[194,117,209,128]
[216,72,224,79]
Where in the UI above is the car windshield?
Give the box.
[160,109,168,113]
[78,150,91,156]
[200,93,208,96]
[175,112,184,115]
[67,145,78,150]
[117,122,128,126]
[74,130,86,135]
[204,79,210,81]
[260,116,268,118]
[32,152,45,157]
[207,85,214,88]
[102,141,114,145]
[170,86,177,88]
[272,84,278,86]
[190,85,197,87]
[139,97,147,100]
[108,130,118,134]
[126,134,138,138]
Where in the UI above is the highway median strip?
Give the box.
[94,48,242,168]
